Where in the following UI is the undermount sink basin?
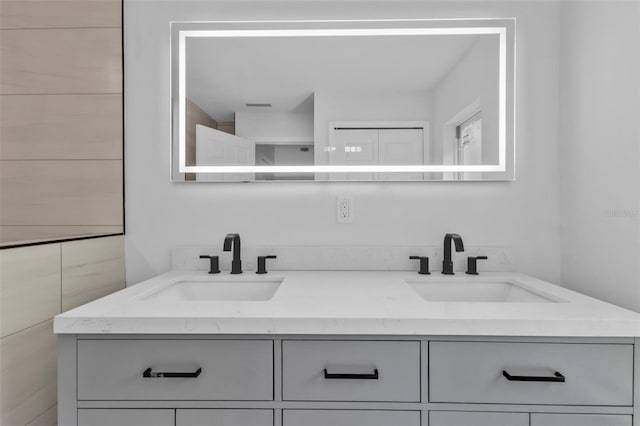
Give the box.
[407,280,559,303]
[139,278,283,302]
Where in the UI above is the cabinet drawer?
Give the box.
[176,409,273,426]
[77,339,273,401]
[282,340,420,402]
[78,409,174,426]
[283,410,420,426]
[531,414,632,426]
[429,341,633,406]
[429,411,528,426]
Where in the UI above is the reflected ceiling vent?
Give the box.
[245,103,272,107]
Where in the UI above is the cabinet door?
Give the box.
[177,409,273,426]
[531,414,632,426]
[283,410,420,426]
[429,411,528,426]
[77,339,273,401]
[282,340,420,402]
[429,341,633,406]
[78,409,174,426]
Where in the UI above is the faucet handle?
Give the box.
[199,255,220,274]
[409,256,430,275]
[256,255,277,275]
[466,256,488,275]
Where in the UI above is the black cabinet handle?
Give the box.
[143,367,202,378]
[502,370,565,383]
[323,368,379,380]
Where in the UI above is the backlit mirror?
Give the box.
[171,19,515,182]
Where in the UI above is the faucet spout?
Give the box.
[223,233,242,274]
[442,233,464,275]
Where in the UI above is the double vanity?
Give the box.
[55,237,640,426]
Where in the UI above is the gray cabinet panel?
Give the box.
[429,411,528,426]
[77,340,273,401]
[429,341,633,405]
[78,409,174,426]
[283,410,420,426]
[177,409,273,426]
[282,340,420,402]
[531,414,632,426]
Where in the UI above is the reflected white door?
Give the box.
[195,124,255,181]
[378,128,424,181]
[328,129,378,180]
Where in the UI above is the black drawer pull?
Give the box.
[502,370,565,383]
[323,368,379,380]
[143,367,202,378]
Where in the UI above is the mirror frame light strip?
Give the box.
[174,21,514,176]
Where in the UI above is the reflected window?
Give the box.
[453,111,482,181]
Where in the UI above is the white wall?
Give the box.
[559,1,640,311]
[124,1,562,288]
[432,36,499,166]
[235,111,313,139]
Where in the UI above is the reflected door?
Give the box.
[195,124,255,181]
[328,129,378,180]
[378,128,424,181]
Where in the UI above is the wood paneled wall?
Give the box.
[0,235,125,426]
[0,0,123,245]
[0,1,125,424]
[217,121,236,135]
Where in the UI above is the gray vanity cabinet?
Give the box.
[76,339,273,401]
[282,409,420,426]
[530,414,633,426]
[60,337,638,426]
[429,341,633,406]
[428,411,529,426]
[78,409,275,426]
[78,409,174,426]
[176,409,274,426]
[282,340,420,402]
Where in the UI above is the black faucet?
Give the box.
[442,233,464,275]
[223,233,242,274]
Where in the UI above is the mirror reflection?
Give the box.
[172,21,514,181]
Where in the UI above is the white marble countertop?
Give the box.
[54,271,640,337]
